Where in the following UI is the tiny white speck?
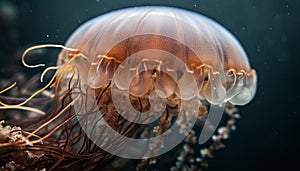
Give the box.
[257,48,260,52]
[46,34,49,38]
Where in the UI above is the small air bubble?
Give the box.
[46,34,49,38]
[232,125,237,131]
[234,114,241,119]
[257,45,261,52]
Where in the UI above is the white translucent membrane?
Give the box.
[202,68,257,106]
[73,56,90,85]
[78,50,257,105]
[201,69,227,105]
[174,70,199,100]
[227,70,257,105]
[85,54,256,105]
[87,56,118,89]
[87,61,108,89]
[113,49,199,100]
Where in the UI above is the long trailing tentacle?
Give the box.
[0,44,83,115]
[0,82,16,94]
[0,82,46,115]
[22,44,79,68]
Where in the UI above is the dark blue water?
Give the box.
[0,0,299,170]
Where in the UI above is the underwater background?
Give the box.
[0,0,299,170]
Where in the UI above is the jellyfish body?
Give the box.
[0,6,257,170]
[59,6,257,107]
[55,6,258,161]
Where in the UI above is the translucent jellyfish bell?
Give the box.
[59,6,257,105]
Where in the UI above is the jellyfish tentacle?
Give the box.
[0,82,16,94]
[40,66,61,82]
[22,44,79,68]
[28,114,76,145]
[26,95,80,140]
[9,44,85,110]
[0,72,57,107]
[0,105,45,115]
[0,82,46,115]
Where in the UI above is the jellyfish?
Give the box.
[0,6,257,170]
